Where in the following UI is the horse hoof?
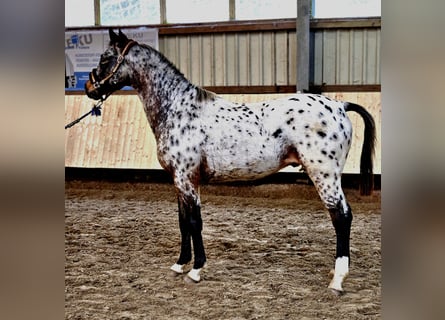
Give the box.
[170,263,184,274]
[170,270,182,278]
[329,288,345,296]
[186,268,202,283]
[170,263,186,278]
[184,274,199,284]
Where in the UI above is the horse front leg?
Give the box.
[186,196,207,282]
[171,192,207,282]
[170,198,192,275]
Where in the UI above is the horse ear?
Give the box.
[109,28,119,45]
[109,28,129,49]
[118,29,128,41]
[114,29,129,48]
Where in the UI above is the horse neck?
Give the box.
[129,46,197,136]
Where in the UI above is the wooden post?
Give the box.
[94,0,101,26]
[229,0,235,20]
[297,0,311,92]
[160,0,167,24]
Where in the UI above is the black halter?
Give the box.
[89,40,138,90]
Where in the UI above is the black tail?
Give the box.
[344,102,376,195]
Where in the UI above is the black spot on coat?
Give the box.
[272,128,282,138]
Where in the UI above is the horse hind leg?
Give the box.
[307,169,352,294]
[327,198,352,295]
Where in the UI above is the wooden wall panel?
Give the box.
[262,32,274,86]
[275,31,289,85]
[365,29,380,84]
[249,33,261,86]
[320,30,337,85]
[156,28,381,88]
[313,28,381,86]
[337,30,351,84]
[157,31,300,88]
[201,34,214,86]
[65,95,162,170]
[214,34,226,86]
[237,33,249,85]
[350,29,364,84]
[189,36,202,84]
[287,31,297,85]
[225,33,237,85]
[65,93,381,174]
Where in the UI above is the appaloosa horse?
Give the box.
[85,29,376,294]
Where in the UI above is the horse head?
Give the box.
[85,29,137,100]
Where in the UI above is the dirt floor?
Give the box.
[65,180,381,320]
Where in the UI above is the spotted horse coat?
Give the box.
[85,29,376,294]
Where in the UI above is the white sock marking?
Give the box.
[328,256,349,291]
[187,268,202,282]
[170,263,184,274]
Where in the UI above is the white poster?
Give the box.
[65,28,158,90]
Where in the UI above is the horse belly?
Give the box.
[204,142,283,182]
[199,100,293,182]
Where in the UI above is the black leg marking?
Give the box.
[176,197,192,265]
[190,204,206,269]
[328,201,352,260]
[178,194,206,270]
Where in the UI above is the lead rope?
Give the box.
[65,94,110,129]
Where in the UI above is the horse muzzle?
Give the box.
[85,69,105,100]
[85,81,102,100]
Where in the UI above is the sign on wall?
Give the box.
[65,28,158,90]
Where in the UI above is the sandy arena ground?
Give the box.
[65,180,381,319]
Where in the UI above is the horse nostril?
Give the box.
[85,83,101,100]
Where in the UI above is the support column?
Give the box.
[297,0,311,93]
